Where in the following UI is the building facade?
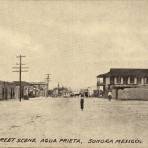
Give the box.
[0,81,47,100]
[0,81,15,100]
[97,68,148,99]
[29,82,47,97]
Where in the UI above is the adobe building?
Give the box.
[97,68,148,100]
[0,81,15,100]
[13,81,47,98]
[0,81,47,101]
[12,81,31,99]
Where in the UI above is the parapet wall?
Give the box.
[112,87,148,100]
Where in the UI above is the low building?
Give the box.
[0,81,47,101]
[0,81,15,100]
[13,81,31,99]
[80,87,94,97]
[29,82,47,97]
[97,68,148,100]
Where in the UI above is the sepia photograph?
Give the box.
[0,0,148,147]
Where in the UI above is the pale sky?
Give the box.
[0,0,148,89]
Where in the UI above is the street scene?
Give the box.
[0,0,148,148]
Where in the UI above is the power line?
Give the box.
[12,55,29,102]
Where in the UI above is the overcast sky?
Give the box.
[0,0,148,89]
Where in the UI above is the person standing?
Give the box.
[80,93,84,111]
[108,90,112,101]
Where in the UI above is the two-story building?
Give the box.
[97,68,148,99]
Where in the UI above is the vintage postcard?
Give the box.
[0,0,148,148]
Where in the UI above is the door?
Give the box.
[123,77,128,84]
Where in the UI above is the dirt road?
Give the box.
[0,97,147,147]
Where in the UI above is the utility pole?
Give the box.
[57,82,60,96]
[12,55,28,102]
[45,74,51,97]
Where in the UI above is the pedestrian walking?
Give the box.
[80,93,84,111]
[108,90,112,101]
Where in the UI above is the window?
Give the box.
[130,76,134,84]
[99,78,103,83]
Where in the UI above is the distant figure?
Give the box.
[80,93,84,111]
[108,91,112,101]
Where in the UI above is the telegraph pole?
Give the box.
[45,74,51,97]
[57,82,60,96]
[12,55,28,102]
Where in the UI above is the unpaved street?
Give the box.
[0,97,148,148]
